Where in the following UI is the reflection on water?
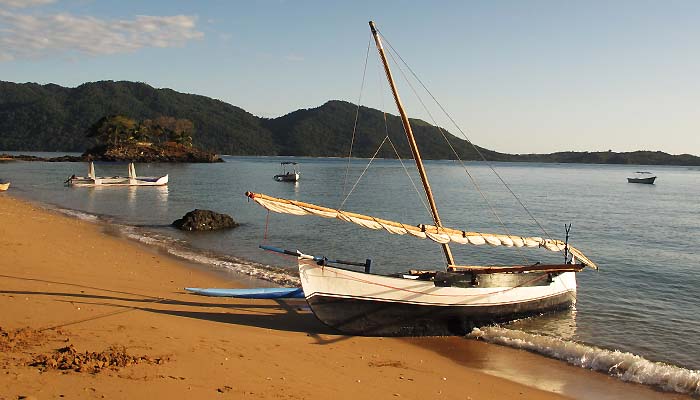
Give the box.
[79,184,170,215]
[128,186,137,207]
[504,309,578,341]
[155,185,169,201]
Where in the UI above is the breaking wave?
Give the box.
[54,206,300,287]
[469,326,700,396]
[116,225,301,287]
[56,208,99,222]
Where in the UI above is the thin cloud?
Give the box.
[0,0,55,8]
[0,10,204,61]
[285,54,304,62]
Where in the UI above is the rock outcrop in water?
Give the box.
[172,209,239,231]
[0,142,223,163]
[0,154,83,162]
[83,142,223,163]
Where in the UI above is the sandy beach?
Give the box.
[0,194,689,399]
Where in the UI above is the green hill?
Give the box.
[263,100,503,160]
[511,150,700,166]
[0,80,272,154]
[1,80,698,165]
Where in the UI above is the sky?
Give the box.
[0,0,698,156]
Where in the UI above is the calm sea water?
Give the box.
[2,154,699,394]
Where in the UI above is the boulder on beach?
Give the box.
[172,209,239,231]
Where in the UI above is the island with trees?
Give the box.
[82,115,221,162]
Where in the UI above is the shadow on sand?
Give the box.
[0,273,347,344]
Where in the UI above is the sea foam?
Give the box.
[469,326,700,395]
[56,208,99,222]
[117,225,301,287]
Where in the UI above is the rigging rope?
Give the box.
[385,135,431,216]
[382,36,532,265]
[338,136,390,210]
[341,36,372,202]
[378,64,433,217]
[338,41,430,218]
[379,29,557,245]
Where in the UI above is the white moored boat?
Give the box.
[66,162,168,187]
[245,21,597,336]
[274,162,300,182]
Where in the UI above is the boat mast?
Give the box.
[369,21,455,267]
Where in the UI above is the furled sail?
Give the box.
[245,192,597,270]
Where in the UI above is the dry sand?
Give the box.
[0,194,689,399]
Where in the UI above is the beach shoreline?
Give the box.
[0,194,688,399]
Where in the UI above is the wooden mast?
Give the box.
[369,21,455,267]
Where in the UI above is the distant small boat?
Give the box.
[274,161,300,182]
[0,182,10,191]
[627,171,656,184]
[66,162,168,187]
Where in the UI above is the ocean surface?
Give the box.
[2,154,699,395]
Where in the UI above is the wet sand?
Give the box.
[0,194,689,399]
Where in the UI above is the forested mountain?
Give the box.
[263,100,503,160]
[1,80,699,165]
[0,80,502,159]
[513,151,700,166]
[0,81,271,154]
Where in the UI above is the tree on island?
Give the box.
[86,114,194,147]
[140,116,194,147]
[86,115,138,146]
[81,114,219,162]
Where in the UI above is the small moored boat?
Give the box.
[627,171,656,184]
[66,162,168,187]
[274,162,300,182]
[0,182,10,191]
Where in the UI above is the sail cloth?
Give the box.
[245,192,598,270]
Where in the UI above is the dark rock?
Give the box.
[46,155,85,162]
[83,142,223,163]
[172,209,239,231]
[0,142,224,163]
[0,153,83,162]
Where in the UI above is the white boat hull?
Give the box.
[299,259,577,336]
[68,174,168,187]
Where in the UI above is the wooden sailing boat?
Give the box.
[245,21,597,336]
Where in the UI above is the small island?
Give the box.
[2,114,222,163]
[83,115,222,163]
